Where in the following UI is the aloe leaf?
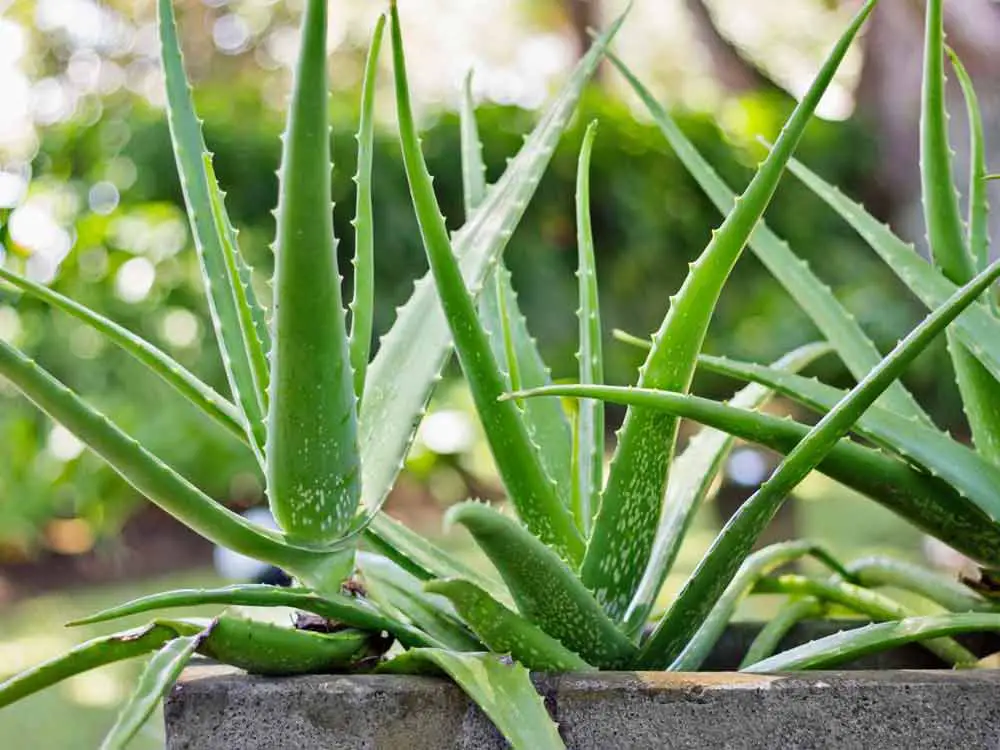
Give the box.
[604,47,927,424]
[196,615,382,674]
[348,14,385,400]
[445,502,635,668]
[948,49,991,278]
[364,512,508,601]
[100,634,203,750]
[359,552,481,651]
[623,342,830,635]
[697,353,1000,523]
[753,575,977,666]
[743,613,1000,672]
[785,157,1000,383]
[573,121,604,535]
[636,255,1000,668]
[511,381,1000,567]
[0,621,199,709]
[0,265,246,443]
[379,648,564,750]
[670,541,847,671]
[461,72,574,508]
[426,579,594,672]
[845,556,994,613]
[739,597,824,669]
[157,0,266,447]
[921,0,1000,465]
[357,8,626,528]
[266,0,360,545]
[66,583,434,648]
[584,1,876,621]
[0,338,333,573]
[390,4,581,564]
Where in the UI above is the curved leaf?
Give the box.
[845,556,994,614]
[583,0,877,621]
[379,649,564,750]
[739,597,824,669]
[426,578,593,672]
[446,502,635,668]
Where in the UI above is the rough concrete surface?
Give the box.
[166,665,1000,749]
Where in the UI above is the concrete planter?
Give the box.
[165,622,1000,749]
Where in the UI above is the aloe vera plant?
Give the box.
[4,2,1000,748]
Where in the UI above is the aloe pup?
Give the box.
[5,2,1000,749]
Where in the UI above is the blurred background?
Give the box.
[1,0,999,745]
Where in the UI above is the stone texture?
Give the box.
[166,666,1000,749]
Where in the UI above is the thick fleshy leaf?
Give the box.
[67,583,434,648]
[739,597,824,669]
[511,381,1000,567]
[0,338,328,573]
[604,47,927,424]
[266,0,359,544]
[573,121,604,535]
[359,552,481,652]
[445,502,636,668]
[356,7,626,527]
[622,342,830,634]
[390,4,581,563]
[0,621,197,709]
[0,265,245,443]
[753,574,976,666]
[845,556,994,614]
[670,541,845,671]
[157,0,266,448]
[743,613,1000,672]
[426,579,593,672]
[697,353,1000,524]
[583,0,876,622]
[637,254,1000,668]
[100,635,202,750]
[379,649,564,750]
[349,14,386,400]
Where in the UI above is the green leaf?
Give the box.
[0,621,198,709]
[359,552,481,651]
[0,338,328,573]
[510,381,1000,567]
[446,502,636,668]
[364,512,508,601]
[785,156,1000,384]
[637,254,1000,668]
[845,556,994,614]
[66,583,435,648]
[426,578,594,672]
[622,342,830,635]
[0,264,246,444]
[390,4,582,564]
[379,648,564,750]
[100,634,202,750]
[157,0,266,448]
[948,48,991,278]
[196,615,382,675]
[739,597,824,669]
[697,353,1000,525]
[583,0,876,622]
[356,6,625,527]
[349,13,386,401]
[604,45,927,425]
[754,574,977,666]
[459,70,488,218]
[265,0,359,544]
[573,121,604,536]
[920,0,1000,466]
[670,541,846,671]
[743,613,1000,672]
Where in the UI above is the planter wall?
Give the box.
[165,622,1000,750]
